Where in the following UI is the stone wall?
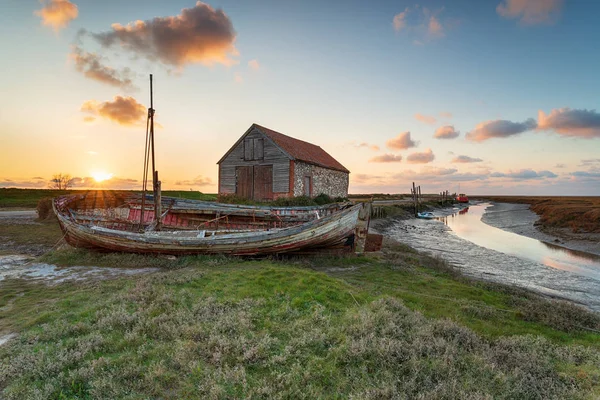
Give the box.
[293,162,349,198]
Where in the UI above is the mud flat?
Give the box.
[482,202,600,257]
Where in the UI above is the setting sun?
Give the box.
[92,172,113,183]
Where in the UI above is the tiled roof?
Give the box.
[253,124,349,173]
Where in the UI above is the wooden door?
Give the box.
[253,165,273,201]
[235,166,253,199]
[303,176,312,196]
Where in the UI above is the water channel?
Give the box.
[388,203,600,312]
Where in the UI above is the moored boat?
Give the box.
[53,193,365,255]
[456,193,469,203]
[417,211,435,219]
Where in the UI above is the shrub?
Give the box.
[36,197,55,220]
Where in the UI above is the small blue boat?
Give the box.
[417,212,435,219]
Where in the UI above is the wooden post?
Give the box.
[412,182,417,216]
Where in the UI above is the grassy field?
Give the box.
[0,188,217,209]
[476,196,600,233]
[1,238,600,398]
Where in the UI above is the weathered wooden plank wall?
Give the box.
[219,128,290,195]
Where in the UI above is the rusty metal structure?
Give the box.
[53,192,369,255]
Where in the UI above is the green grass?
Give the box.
[0,188,217,209]
[1,245,600,398]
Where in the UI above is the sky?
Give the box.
[1,0,599,195]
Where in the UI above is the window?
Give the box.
[244,138,264,161]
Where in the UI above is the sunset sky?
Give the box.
[1,0,599,195]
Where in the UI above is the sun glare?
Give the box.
[92,172,113,183]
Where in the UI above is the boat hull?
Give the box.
[53,194,363,255]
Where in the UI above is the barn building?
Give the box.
[217,124,349,201]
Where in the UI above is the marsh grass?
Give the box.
[1,241,600,398]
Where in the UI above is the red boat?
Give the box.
[456,193,469,203]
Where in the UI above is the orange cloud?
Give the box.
[92,1,238,67]
[83,116,95,123]
[351,142,380,151]
[428,15,444,37]
[434,125,460,139]
[439,111,453,118]
[393,8,409,31]
[369,154,403,163]
[537,108,600,138]
[386,132,418,150]
[392,6,447,42]
[496,0,563,25]
[70,45,135,90]
[415,113,437,125]
[35,0,78,31]
[407,148,435,164]
[81,96,146,126]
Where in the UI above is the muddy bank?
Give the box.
[386,203,600,312]
[482,203,600,257]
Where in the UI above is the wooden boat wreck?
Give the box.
[53,75,374,256]
[53,192,368,255]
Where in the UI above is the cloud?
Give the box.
[35,0,78,31]
[439,112,453,118]
[0,177,47,188]
[392,6,447,42]
[415,113,437,125]
[571,171,600,178]
[497,0,563,25]
[369,154,403,163]
[491,169,557,179]
[70,45,136,90]
[580,159,600,166]
[466,118,537,141]
[351,142,380,151]
[70,176,140,189]
[452,155,483,163]
[537,108,600,138]
[407,148,435,164]
[386,132,418,150]
[554,163,565,168]
[248,59,260,70]
[92,1,237,68]
[174,175,213,186]
[434,125,460,139]
[81,96,146,126]
[83,116,96,123]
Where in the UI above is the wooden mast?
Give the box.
[139,74,162,231]
[149,74,162,230]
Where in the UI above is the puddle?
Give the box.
[0,254,159,284]
[388,203,600,312]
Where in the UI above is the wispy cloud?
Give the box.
[70,45,136,90]
[386,132,418,150]
[491,169,557,179]
[81,96,146,126]
[415,113,437,125]
[466,118,536,142]
[439,111,453,118]
[434,125,460,139]
[35,0,78,31]
[350,141,380,151]
[407,148,435,164]
[174,175,213,187]
[392,6,447,42]
[497,0,563,25]
[92,2,238,68]
[248,59,260,70]
[0,177,47,188]
[369,154,403,163]
[452,155,483,163]
[554,163,566,168]
[537,108,600,138]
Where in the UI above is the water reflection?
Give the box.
[438,203,600,280]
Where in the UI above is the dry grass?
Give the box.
[2,267,599,399]
[478,196,600,233]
